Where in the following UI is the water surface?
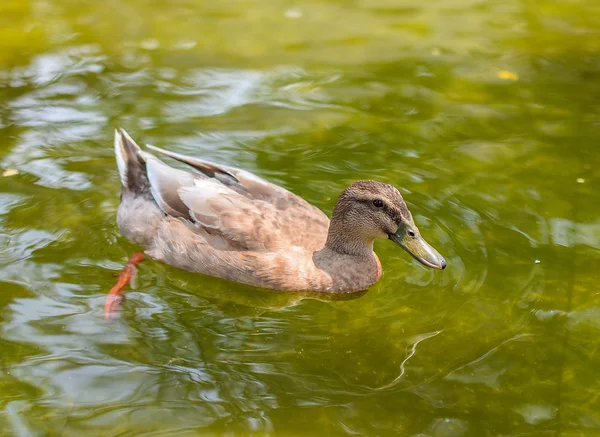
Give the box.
[1,0,600,436]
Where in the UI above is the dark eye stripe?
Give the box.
[358,198,399,218]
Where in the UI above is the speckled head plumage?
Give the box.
[329,180,411,241]
[326,180,446,269]
[339,180,410,224]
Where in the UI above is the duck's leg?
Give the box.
[104,252,145,319]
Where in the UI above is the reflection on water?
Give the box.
[1,0,600,435]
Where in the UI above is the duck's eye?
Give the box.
[373,199,384,208]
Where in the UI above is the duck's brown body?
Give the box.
[114,129,444,294]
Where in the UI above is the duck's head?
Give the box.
[328,180,446,270]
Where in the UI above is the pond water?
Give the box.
[1,0,600,436]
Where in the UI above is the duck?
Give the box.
[105,129,446,318]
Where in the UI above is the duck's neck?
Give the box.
[322,215,375,258]
[313,217,382,292]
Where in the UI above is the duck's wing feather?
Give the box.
[145,144,306,206]
[178,179,283,251]
[143,156,282,251]
[143,153,200,220]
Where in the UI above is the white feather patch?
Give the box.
[192,177,232,196]
[114,129,128,186]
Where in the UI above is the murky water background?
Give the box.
[1,0,600,435]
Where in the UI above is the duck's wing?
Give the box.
[145,144,313,209]
[143,153,200,219]
[181,180,290,252]
[178,180,330,253]
[145,158,286,251]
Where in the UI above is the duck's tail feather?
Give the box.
[114,129,152,197]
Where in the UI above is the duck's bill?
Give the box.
[389,232,446,270]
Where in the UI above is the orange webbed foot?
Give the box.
[104,252,145,319]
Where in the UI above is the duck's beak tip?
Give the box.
[390,231,446,271]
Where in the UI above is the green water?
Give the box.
[1,0,600,435]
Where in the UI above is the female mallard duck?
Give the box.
[106,129,446,317]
